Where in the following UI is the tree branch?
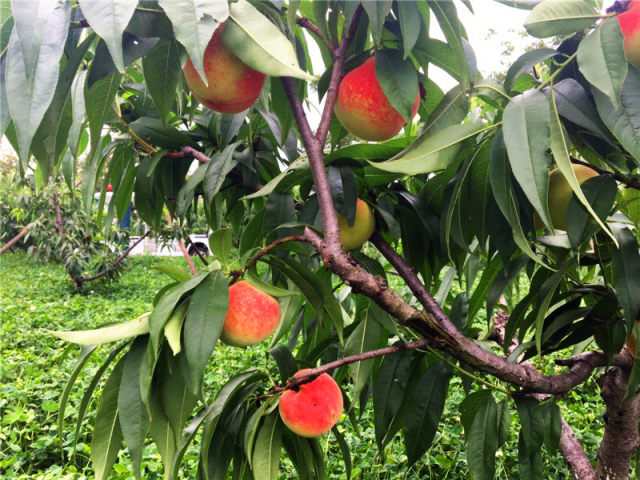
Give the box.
[185,236,209,266]
[274,338,430,393]
[165,212,198,276]
[244,234,308,272]
[79,231,150,284]
[0,215,44,255]
[314,5,363,147]
[297,17,335,52]
[559,417,596,480]
[595,367,640,479]
[164,146,211,164]
[570,156,640,191]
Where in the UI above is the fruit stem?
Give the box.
[536,52,578,92]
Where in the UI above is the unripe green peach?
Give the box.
[334,58,420,142]
[337,198,375,250]
[279,370,343,438]
[183,24,266,114]
[535,164,599,231]
[220,281,281,347]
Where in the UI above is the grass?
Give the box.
[0,252,606,479]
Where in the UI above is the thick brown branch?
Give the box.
[79,231,150,284]
[297,17,335,52]
[164,146,211,164]
[281,78,341,248]
[595,367,640,479]
[0,215,43,255]
[560,417,596,480]
[276,338,430,392]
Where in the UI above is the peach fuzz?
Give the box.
[619,0,640,70]
[220,281,281,347]
[279,370,343,438]
[183,24,266,114]
[334,57,420,142]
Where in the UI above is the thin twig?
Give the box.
[165,212,198,276]
[185,237,209,266]
[164,146,211,164]
[570,156,640,191]
[297,17,335,52]
[273,339,430,393]
[111,107,158,154]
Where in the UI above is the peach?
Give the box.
[220,281,281,347]
[279,370,343,438]
[337,198,375,250]
[619,0,640,70]
[183,24,266,114]
[334,57,420,142]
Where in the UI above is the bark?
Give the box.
[78,231,150,284]
[0,215,43,255]
[595,367,640,479]
[560,417,597,480]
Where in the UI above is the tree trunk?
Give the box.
[595,367,640,479]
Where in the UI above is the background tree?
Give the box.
[3,0,640,479]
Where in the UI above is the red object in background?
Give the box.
[107,185,113,192]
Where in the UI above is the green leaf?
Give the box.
[157,0,228,84]
[361,1,393,44]
[85,71,122,163]
[77,0,138,72]
[164,301,189,356]
[204,142,240,206]
[370,122,487,175]
[118,338,150,480]
[524,0,600,38]
[397,0,421,59]
[373,348,413,449]
[489,131,547,267]
[68,69,87,157]
[91,356,125,480]
[502,89,551,228]
[129,116,197,150]
[252,412,282,480]
[184,271,229,394]
[403,362,450,466]
[58,345,96,456]
[209,228,232,265]
[466,393,498,480]
[344,298,384,403]
[149,274,209,352]
[242,155,309,200]
[504,48,557,93]
[493,0,542,8]
[374,48,419,123]
[143,39,184,125]
[577,17,627,108]
[153,265,192,282]
[5,0,70,167]
[427,0,470,88]
[612,227,640,332]
[421,85,469,137]
[223,0,316,82]
[566,176,618,249]
[593,66,640,165]
[49,312,151,345]
[548,87,615,243]
[176,162,207,218]
[515,397,545,480]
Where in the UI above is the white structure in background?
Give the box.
[128,233,211,257]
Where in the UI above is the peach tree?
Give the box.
[2,0,640,478]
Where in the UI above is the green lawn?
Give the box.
[0,252,604,479]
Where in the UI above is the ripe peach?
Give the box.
[337,198,375,250]
[334,57,420,142]
[619,0,640,70]
[220,281,281,347]
[279,370,343,438]
[183,24,266,114]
